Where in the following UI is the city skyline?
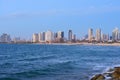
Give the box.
[0,0,120,38]
[1,27,120,43]
[0,27,120,39]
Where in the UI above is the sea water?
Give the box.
[0,44,120,80]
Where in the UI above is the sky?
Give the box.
[0,0,120,39]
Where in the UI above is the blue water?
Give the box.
[0,44,120,80]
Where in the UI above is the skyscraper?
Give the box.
[112,27,119,41]
[68,30,72,41]
[57,31,64,39]
[101,34,109,42]
[42,32,46,41]
[45,30,53,43]
[72,34,76,41]
[32,33,39,43]
[0,33,11,43]
[88,28,93,41]
[38,33,43,42]
[119,33,120,40]
[54,32,58,41]
[96,29,101,42]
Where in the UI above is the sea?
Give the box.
[0,44,120,80]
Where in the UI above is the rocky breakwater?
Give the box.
[91,67,120,80]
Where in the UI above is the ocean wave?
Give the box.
[6,60,76,78]
[18,55,57,62]
[0,77,20,80]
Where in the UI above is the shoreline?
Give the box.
[1,42,120,46]
[37,42,120,46]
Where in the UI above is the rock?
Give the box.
[91,67,120,80]
[111,72,120,79]
[91,74,105,80]
[114,67,120,73]
[111,67,120,80]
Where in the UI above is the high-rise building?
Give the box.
[88,28,93,41]
[0,33,11,43]
[96,29,101,42]
[38,33,43,42]
[45,30,53,42]
[56,31,64,42]
[68,30,72,41]
[101,34,109,42]
[119,33,120,40]
[61,32,64,39]
[54,32,58,39]
[42,32,46,41]
[32,33,39,43]
[112,27,119,41]
[57,31,64,39]
[38,32,46,42]
[72,34,76,41]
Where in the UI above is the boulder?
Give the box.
[91,74,105,80]
[111,67,120,80]
[111,71,120,79]
[91,67,120,80]
[114,67,120,73]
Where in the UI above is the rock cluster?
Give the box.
[91,67,120,80]
[91,74,105,80]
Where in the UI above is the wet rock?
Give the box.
[111,67,120,80]
[114,67,120,72]
[111,72,120,79]
[91,67,120,80]
[91,74,105,80]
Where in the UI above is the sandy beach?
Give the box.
[35,42,120,46]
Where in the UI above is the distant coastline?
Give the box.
[32,42,120,46]
[51,43,120,46]
[1,42,120,46]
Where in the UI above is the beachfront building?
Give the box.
[38,33,43,42]
[112,27,119,41]
[119,33,120,41]
[0,33,11,43]
[54,32,58,39]
[54,31,64,43]
[45,30,53,43]
[42,32,46,41]
[68,30,72,41]
[101,34,109,42]
[38,32,46,43]
[32,33,39,43]
[72,34,76,42]
[96,29,101,42]
[57,31,64,39]
[88,28,93,42]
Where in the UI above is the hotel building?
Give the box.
[96,29,101,42]
[68,30,72,41]
[45,30,53,43]
[32,33,39,43]
[112,27,119,41]
[88,28,93,41]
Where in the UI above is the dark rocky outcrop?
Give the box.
[91,67,120,80]
[91,74,105,80]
